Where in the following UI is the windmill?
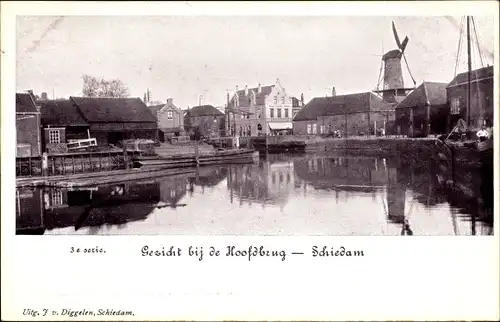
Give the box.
[374,21,417,104]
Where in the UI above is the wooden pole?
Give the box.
[195,139,199,165]
[123,145,129,170]
[466,16,472,128]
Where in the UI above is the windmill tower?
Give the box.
[374,22,416,104]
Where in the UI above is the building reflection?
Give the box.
[293,155,393,193]
[16,181,161,234]
[16,187,45,234]
[186,166,228,196]
[159,174,189,208]
[226,159,294,208]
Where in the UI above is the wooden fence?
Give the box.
[16,150,138,177]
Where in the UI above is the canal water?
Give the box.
[16,152,493,236]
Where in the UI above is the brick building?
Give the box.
[148,98,185,141]
[184,105,225,138]
[293,91,394,136]
[446,65,494,130]
[16,93,42,157]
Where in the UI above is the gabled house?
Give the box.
[184,105,225,138]
[395,82,448,137]
[16,93,42,157]
[293,91,394,136]
[446,65,494,130]
[70,97,158,145]
[227,79,294,137]
[148,98,185,141]
[38,99,91,154]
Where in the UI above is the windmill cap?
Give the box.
[382,49,402,60]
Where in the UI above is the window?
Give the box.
[49,129,60,144]
[320,125,325,134]
[307,124,312,134]
[167,111,173,119]
[273,97,278,105]
[312,124,317,134]
[51,190,63,207]
[450,98,460,115]
[277,108,282,118]
[281,97,285,104]
[285,109,289,118]
[270,108,274,118]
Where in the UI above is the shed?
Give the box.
[395,82,448,137]
[70,97,158,145]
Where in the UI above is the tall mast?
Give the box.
[466,16,472,128]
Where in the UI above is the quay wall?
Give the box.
[251,135,440,158]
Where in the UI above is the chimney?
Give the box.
[26,89,34,95]
[235,85,239,92]
[244,85,248,96]
[332,87,336,97]
[167,98,173,104]
[258,83,262,93]
[301,93,304,106]
[41,92,48,100]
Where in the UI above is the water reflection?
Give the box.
[16,153,493,236]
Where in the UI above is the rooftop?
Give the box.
[70,97,157,123]
[186,105,224,117]
[38,99,88,127]
[448,65,494,87]
[293,92,390,121]
[16,93,38,113]
[396,82,448,109]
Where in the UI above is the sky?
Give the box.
[16,15,495,109]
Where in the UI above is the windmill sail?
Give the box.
[374,21,416,104]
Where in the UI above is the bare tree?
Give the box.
[82,74,129,98]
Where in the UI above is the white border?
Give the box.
[2,1,499,321]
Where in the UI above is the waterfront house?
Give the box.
[446,65,494,130]
[184,104,225,138]
[227,79,294,137]
[38,99,91,154]
[70,97,158,145]
[16,92,42,157]
[293,91,394,136]
[395,82,448,137]
[148,98,186,141]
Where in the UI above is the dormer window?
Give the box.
[273,97,278,105]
